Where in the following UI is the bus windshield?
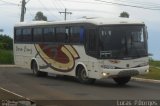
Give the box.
[99,25,148,59]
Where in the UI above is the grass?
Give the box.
[137,61,160,80]
[0,49,14,64]
[150,61,160,67]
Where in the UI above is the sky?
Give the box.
[0,0,160,60]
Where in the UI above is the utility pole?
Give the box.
[20,0,26,22]
[59,8,72,20]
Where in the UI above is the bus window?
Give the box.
[56,27,66,43]
[22,28,32,42]
[80,27,84,43]
[70,27,80,43]
[15,29,22,42]
[86,29,97,51]
[85,28,98,57]
[65,28,69,43]
[44,27,55,42]
[33,28,43,42]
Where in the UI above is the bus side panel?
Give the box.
[14,44,25,68]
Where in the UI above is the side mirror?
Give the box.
[148,53,153,56]
[145,26,148,40]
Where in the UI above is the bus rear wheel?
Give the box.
[113,76,131,85]
[32,61,47,77]
[77,67,95,84]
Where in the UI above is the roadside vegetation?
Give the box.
[138,60,160,80]
[0,34,13,64]
[0,49,13,64]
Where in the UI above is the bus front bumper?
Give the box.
[100,65,149,79]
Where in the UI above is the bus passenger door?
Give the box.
[85,28,99,78]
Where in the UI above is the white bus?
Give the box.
[14,18,149,85]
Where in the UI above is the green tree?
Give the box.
[34,11,47,21]
[0,34,13,50]
[120,11,129,18]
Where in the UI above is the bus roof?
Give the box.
[14,18,145,27]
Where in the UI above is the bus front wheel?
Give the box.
[77,67,95,84]
[113,76,131,85]
[32,61,47,77]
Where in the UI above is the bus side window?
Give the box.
[70,26,82,43]
[85,28,98,57]
[33,28,43,42]
[65,27,69,43]
[22,28,32,42]
[56,27,66,43]
[80,27,84,43]
[15,29,22,42]
[44,27,55,42]
[86,29,97,51]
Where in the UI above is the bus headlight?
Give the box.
[102,72,107,76]
[101,65,115,69]
[102,72,110,76]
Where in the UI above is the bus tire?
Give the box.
[113,76,131,85]
[32,61,47,77]
[77,67,95,84]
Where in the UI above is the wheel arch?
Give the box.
[30,58,39,70]
[75,62,88,77]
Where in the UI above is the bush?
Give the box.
[0,34,13,50]
[0,49,14,64]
